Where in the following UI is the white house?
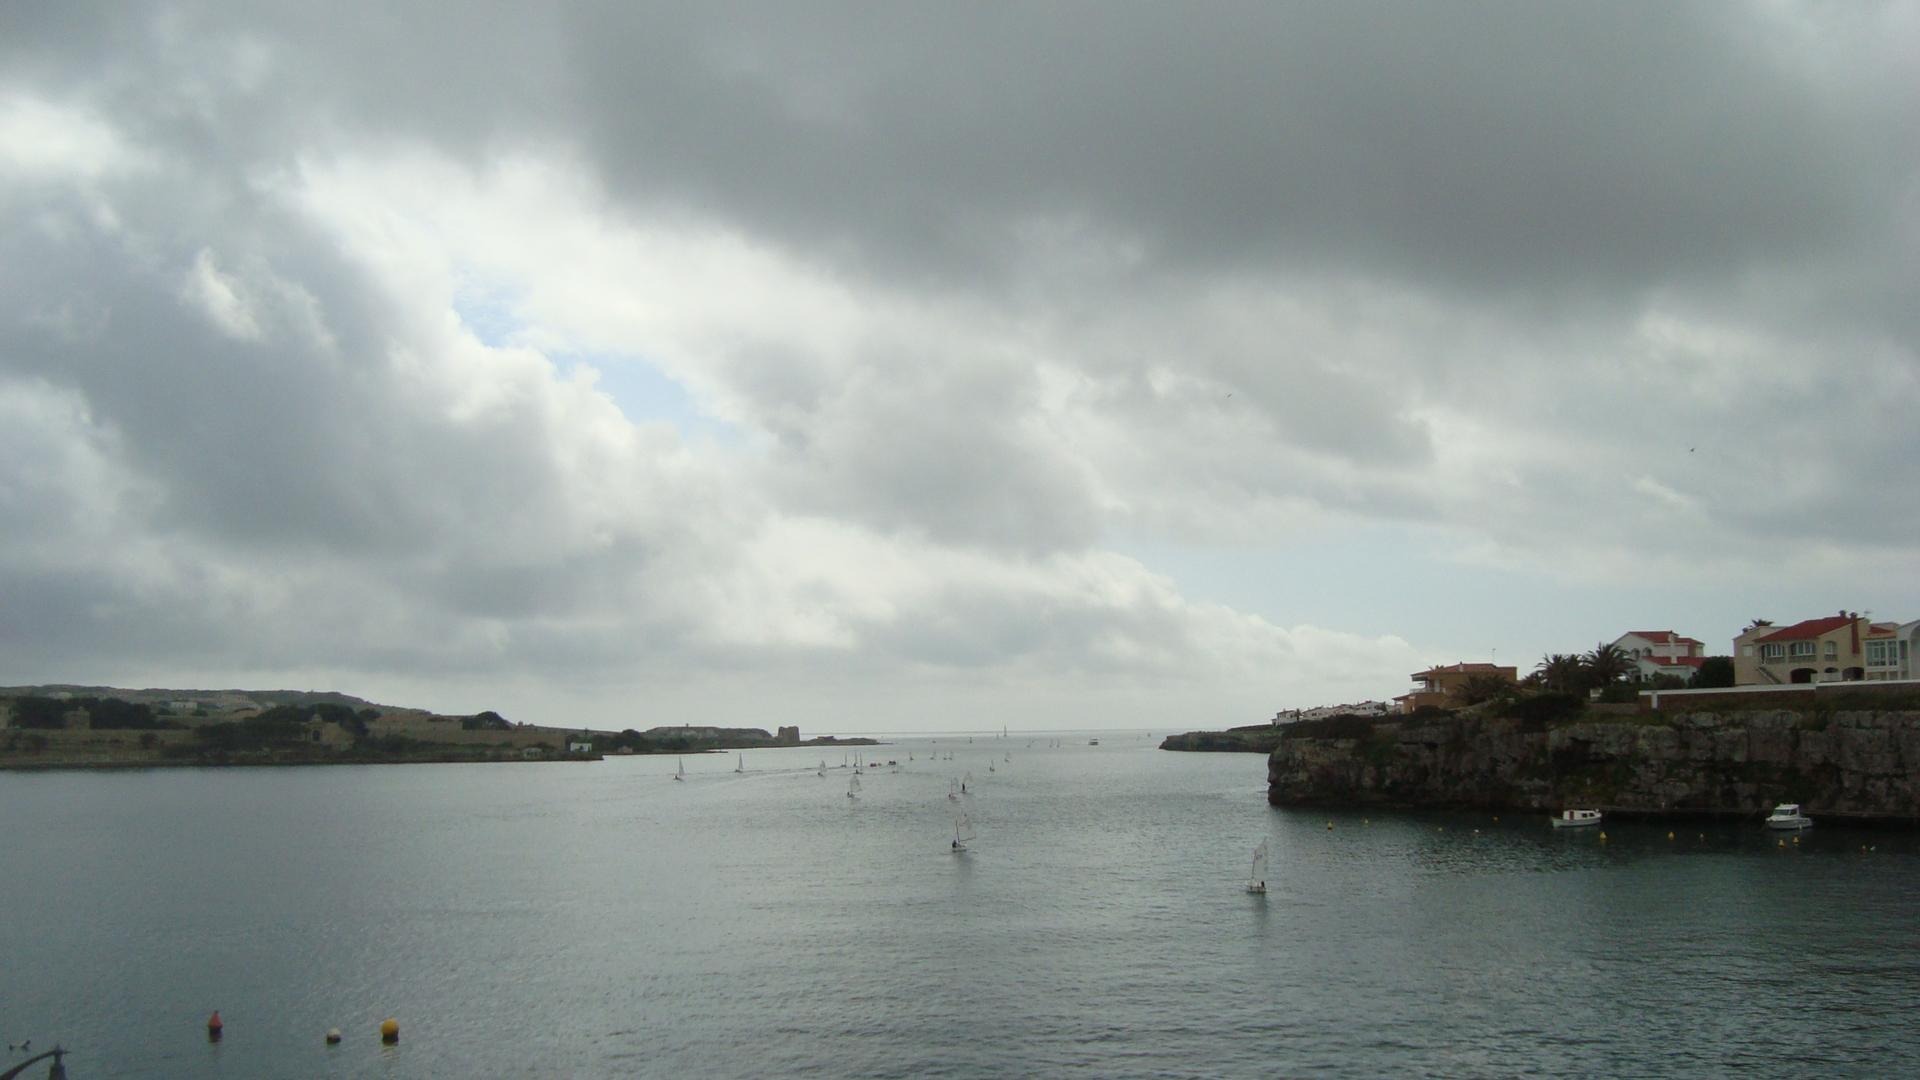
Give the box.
[1611,630,1706,682]
[1864,620,1918,681]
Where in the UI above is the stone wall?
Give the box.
[1267,709,1920,822]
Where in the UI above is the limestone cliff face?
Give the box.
[1266,709,1920,822]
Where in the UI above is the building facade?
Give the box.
[1395,663,1518,713]
[1610,630,1706,682]
[1734,612,1883,685]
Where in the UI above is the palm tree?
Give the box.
[1534,653,1587,693]
[1584,642,1632,685]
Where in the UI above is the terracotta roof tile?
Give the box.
[1755,616,1855,643]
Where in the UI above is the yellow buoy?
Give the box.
[1792,836,1800,845]
[380,1018,399,1043]
[1492,816,1499,823]
[326,1028,342,1044]
[1326,821,1333,830]
[1667,831,1675,841]
[1777,839,1785,848]
[1598,831,1607,842]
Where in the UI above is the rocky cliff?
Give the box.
[1267,708,1920,823]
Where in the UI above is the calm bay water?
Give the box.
[4,736,1919,1078]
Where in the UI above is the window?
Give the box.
[1760,643,1784,661]
[1824,641,1838,660]
[1790,641,1816,659]
[1867,640,1900,667]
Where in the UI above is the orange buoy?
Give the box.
[380,1018,399,1043]
[207,1011,224,1041]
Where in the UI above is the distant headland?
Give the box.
[0,685,874,770]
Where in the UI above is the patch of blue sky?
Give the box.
[451,286,739,446]
[451,277,524,350]
[554,350,740,447]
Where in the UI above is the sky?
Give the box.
[2,3,1916,734]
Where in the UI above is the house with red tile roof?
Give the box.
[1732,611,1889,685]
[1609,630,1706,682]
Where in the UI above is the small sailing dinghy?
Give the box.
[1247,839,1270,894]
[734,753,745,774]
[847,774,861,800]
[962,771,974,795]
[673,758,685,782]
[952,813,975,853]
[948,778,960,801]
[817,759,827,777]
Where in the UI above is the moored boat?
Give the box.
[1765,803,1813,830]
[1550,808,1603,829]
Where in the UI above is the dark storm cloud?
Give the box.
[554,3,1897,303]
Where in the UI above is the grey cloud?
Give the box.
[1,0,1914,717]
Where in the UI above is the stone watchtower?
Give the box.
[776,725,801,745]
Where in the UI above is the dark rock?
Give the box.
[1267,708,1920,823]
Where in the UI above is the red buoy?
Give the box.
[207,1011,224,1041]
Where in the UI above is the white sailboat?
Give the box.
[1247,840,1270,894]
[673,758,685,782]
[854,753,864,776]
[847,774,861,800]
[948,778,960,801]
[961,771,974,795]
[734,753,745,774]
[952,813,975,852]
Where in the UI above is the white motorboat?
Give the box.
[1765,803,1813,830]
[1550,808,1603,829]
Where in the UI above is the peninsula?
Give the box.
[1263,687,1920,824]
[0,685,873,770]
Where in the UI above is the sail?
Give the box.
[955,814,975,843]
[849,775,862,794]
[1250,840,1270,886]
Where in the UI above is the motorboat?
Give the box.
[1765,803,1813,830]
[1550,808,1603,829]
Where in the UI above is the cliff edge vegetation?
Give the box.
[1268,688,1920,823]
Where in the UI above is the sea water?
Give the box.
[4,736,1919,1078]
